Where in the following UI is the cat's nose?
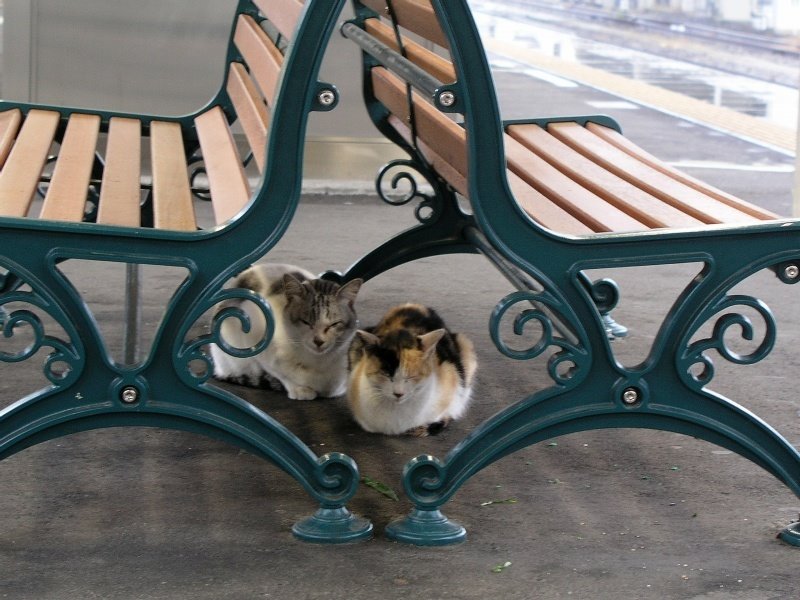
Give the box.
[393,391,404,399]
[313,337,325,348]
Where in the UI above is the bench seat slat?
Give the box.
[584,122,778,221]
[0,109,23,169]
[195,107,251,225]
[234,15,284,107]
[361,0,449,48]
[40,113,101,222]
[547,122,762,224]
[504,134,647,232]
[508,124,704,229]
[150,121,196,232]
[98,117,142,227]
[0,109,60,218]
[376,67,644,233]
[227,62,270,172]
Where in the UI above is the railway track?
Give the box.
[490,0,800,58]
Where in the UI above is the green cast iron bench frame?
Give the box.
[0,0,375,543]
[338,0,800,545]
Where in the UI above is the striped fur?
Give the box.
[210,263,362,400]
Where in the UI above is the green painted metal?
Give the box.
[0,0,372,544]
[348,0,800,545]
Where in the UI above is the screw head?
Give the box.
[317,89,336,107]
[622,387,639,405]
[121,386,139,404]
[438,90,456,108]
[784,264,799,280]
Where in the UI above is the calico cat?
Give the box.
[347,303,477,436]
[210,264,362,400]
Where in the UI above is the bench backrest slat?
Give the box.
[0,109,22,169]
[0,109,60,218]
[234,15,284,107]
[360,0,449,48]
[97,117,142,228]
[195,106,252,225]
[40,113,101,222]
[150,121,196,232]
[365,19,455,84]
[253,0,305,42]
[226,62,270,173]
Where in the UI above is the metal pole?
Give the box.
[123,263,141,365]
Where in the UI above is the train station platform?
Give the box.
[0,19,799,600]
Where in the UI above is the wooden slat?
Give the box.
[0,109,23,169]
[585,122,778,220]
[227,62,270,172]
[0,109,60,217]
[40,113,101,222]
[234,15,284,107]
[503,133,647,233]
[195,107,251,225]
[150,121,196,231]
[97,117,142,227]
[365,18,456,84]
[509,124,704,229]
[372,67,467,178]
[361,0,449,48]
[386,117,595,237]
[252,0,304,41]
[506,171,594,236]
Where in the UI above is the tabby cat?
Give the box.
[347,303,477,436]
[210,264,362,400]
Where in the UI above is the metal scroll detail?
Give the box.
[174,287,274,387]
[0,281,83,387]
[678,294,776,390]
[490,290,589,386]
[376,159,441,224]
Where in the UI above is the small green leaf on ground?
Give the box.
[547,442,558,447]
[491,561,512,573]
[480,498,518,507]
[670,466,680,471]
[361,475,399,501]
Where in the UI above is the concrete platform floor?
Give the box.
[1,65,799,600]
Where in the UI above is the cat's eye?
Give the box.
[299,319,313,327]
[325,321,343,333]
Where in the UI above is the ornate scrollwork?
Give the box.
[174,286,274,386]
[678,294,776,389]
[313,452,362,505]
[0,288,83,387]
[490,290,589,386]
[376,159,441,224]
[402,454,448,508]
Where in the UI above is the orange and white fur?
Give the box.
[347,304,477,436]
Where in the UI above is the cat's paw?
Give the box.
[405,425,430,437]
[287,385,318,401]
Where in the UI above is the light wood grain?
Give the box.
[150,121,196,231]
[97,117,142,227]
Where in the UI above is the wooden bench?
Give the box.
[341,0,800,546]
[0,0,374,544]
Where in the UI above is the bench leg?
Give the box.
[0,260,373,543]
[384,275,800,544]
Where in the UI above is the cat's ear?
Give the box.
[356,329,380,346]
[282,274,306,300]
[418,329,446,358]
[337,278,363,308]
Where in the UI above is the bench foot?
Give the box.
[385,508,466,546]
[292,506,373,544]
[778,522,800,547]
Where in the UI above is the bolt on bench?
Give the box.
[0,0,374,543]
[339,0,800,545]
